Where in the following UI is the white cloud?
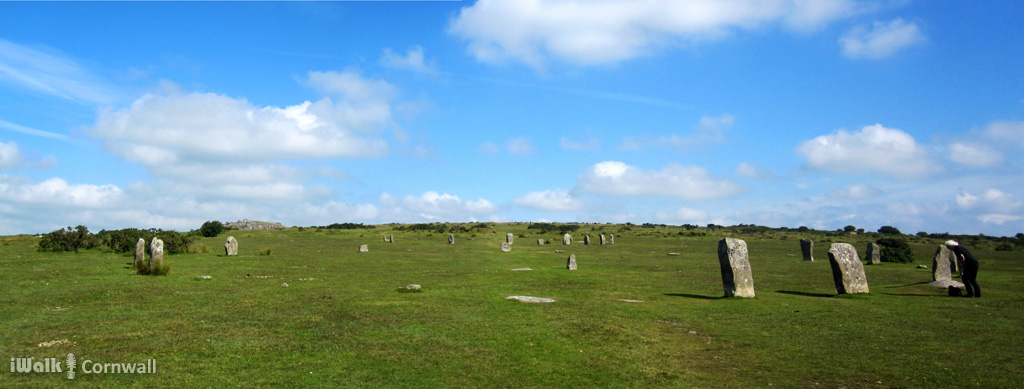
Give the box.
[379,46,437,74]
[384,191,498,222]
[840,18,925,59]
[0,176,122,208]
[828,184,881,199]
[978,214,1022,225]
[559,135,599,151]
[956,189,1021,213]
[0,118,71,142]
[0,38,119,104]
[0,140,22,168]
[449,0,862,69]
[983,121,1024,149]
[674,207,709,222]
[577,161,743,200]
[949,142,1002,168]
[621,114,733,152]
[477,141,501,155]
[505,137,536,155]
[513,189,584,212]
[797,124,939,178]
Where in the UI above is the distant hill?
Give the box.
[225,219,285,231]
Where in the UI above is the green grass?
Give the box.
[1,226,1022,387]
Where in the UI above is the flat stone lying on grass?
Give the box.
[917,265,929,269]
[827,243,870,294]
[359,244,368,252]
[225,236,238,256]
[619,299,644,303]
[718,238,755,298]
[196,275,212,280]
[567,254,577,270]
[511,268,533,271]
[505,296,555,303]
[281,283,289,287]
[800,239,813,261]
[668,253,680,256]
[501,242,512,252]
[405,284,421,291]
[555,250,565,253]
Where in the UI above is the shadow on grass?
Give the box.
[775,290,835,298]
[879,293,936,297]
[663,293,723,300]
[886,281,932,288]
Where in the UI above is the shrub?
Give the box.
[878,226,903,235]
[260,247,273,256]
[135,259,171,276]
[199,221,224,237]
[995,242,1013,251]
[38,226,99,252]
[876,237,914,263]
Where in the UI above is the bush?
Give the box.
[38,226,99,252]
[878,226,903,235]
[259,247,273,256]
[199,221,225,237]
[135,259,171,276]
[876,237,914,263]
[995,242,1014,251]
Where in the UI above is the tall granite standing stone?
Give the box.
[389,234,394,243]
[932,245,954,282]
[610,234,614,244]
[506,233,514,244]
[827,243,870,294]
[501,242,512,252]
[225,236,238,256]
[359,244,368,253]
[717,238,755,298]
[584,235,591,245]
[600,234,607,245]
[800,240,814,261]
[866,242,881,265]
[563,233,572,245]
[448,234,454,245]
[149,238,164,270]
[566,254,577,270]
[537,239,545,246]
[134,238,146,269]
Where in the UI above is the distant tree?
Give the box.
[876,237,914,263]
[878,226,903,235]
[199,221,225,237]
[1016,233,1024,240]
[844,225,857,232]
[798,226,809,232]
[916,231,929,237]
[38,225,99,252]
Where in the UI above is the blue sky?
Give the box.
[1,1,1022,236]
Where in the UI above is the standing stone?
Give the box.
[389,234,394,243]
[566,254,577,270]
[866,242,881,265]
[448,234,454,245]
[225,236,238,256]
[134,238,146,269]
[501,242,511,252]
[932,245,954,282]
[600,234,607,245]
[384,235,388,242]
[584,235,591,245]
[537,239,545,246]
[827,243,870,294]
[610,234,615,244]
[506,233,514,244]
[359,244,368,253]
[149,238,164,270]
[799,239,814,261]
[718,238,755,298]
[563,233,572,245]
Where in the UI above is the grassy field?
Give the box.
[1,224,1022,387]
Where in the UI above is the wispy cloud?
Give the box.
[0,118,71,142]
[840,18,925,59]
[0,38,118,104]
[379,46,438,75]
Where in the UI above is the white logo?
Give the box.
[10,353,154,379]
[66,353,76,380]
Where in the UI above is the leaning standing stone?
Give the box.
[506,233,514,244]
[827,243,870,294]
[584,235,591,245]
[600,234,606,245]
[149,238,164,270]
[800,239,814,261]
[225,236,238,256]
[563,233,572,245]
[718,238,755,298]
[448,234,454,245]
[566,254,577,270]
[134,238,146,269]
[359,244,368,253]
[932,245,954,282]
[866,242,881,265]
[501,242,511,252]
[610,234,615,244]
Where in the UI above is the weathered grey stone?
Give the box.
[800,239,814,261]
[827,243,870,294]
[511,268,533,271]
[225,236,238,256]
[610,234,615,244]
[134,238,146,269]
[917,265,929,269]
[405,284,421,291]
[866,242,881,265]
[555,250,565,253]
[932,245,955,282]
[197,275,212,280]
[600,234,607,245]
[359,244,368,253]
[619,299,644,303]
[389,234,394,243]
[584,235,591,245]
[225,219,284,231]
[501,242,512,252]
[448,234,454,245]
[718,238,755,298]
[506,233,514,244]
[563,233,572,245]
[537,239,545,246]
[668,253,680,256]
[505,296,555,303]
[281,283,289,287]
[567,254,577,270]
[149,238,164,270]
[384,235,388,242]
